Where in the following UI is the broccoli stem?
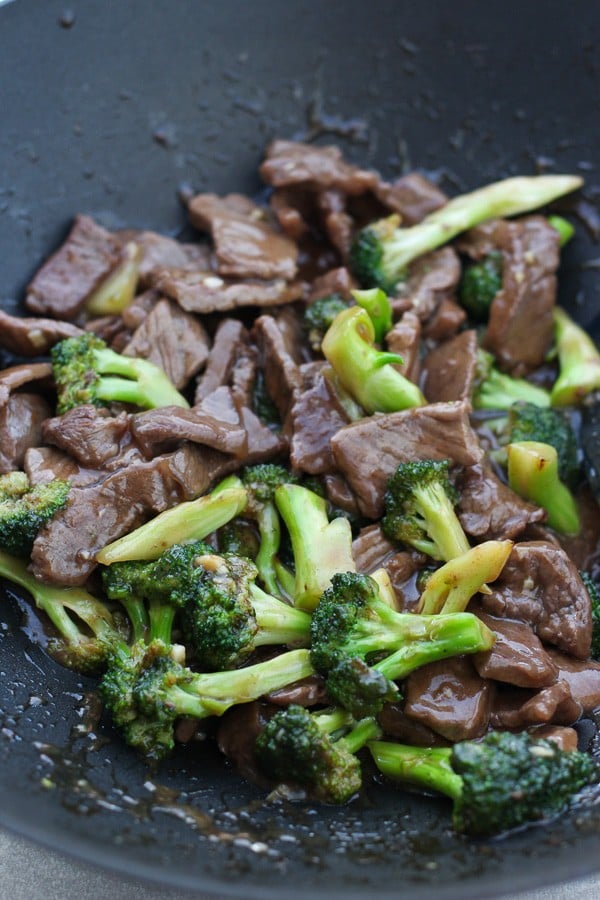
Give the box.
[249,584,312,647]
[550,307,600,406]
[254,502,282,596]
[93,346,189,410]
[547,215,575,247]
[85,241,140,316]
[417,541,513,615]
[507,441,580,535]
[369,741,462,800]
[337,716,383,755]
[473,351,551,410]
[96,477,248,564]
[412,481,471,561]
[351,288,392,343]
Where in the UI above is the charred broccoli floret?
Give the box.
[255,704,381,803]
[304,293,352,352]
[100,641,314,759]
[382,459,470,562]
[0,471,70,556]
[310,572,494,717]
[350,175,582,292]
[507,441,580,535]
[51,332,189,414]
[458,251,503,322]
[551,307,600,406]
[369,730,597,837]
[473,349,551,410]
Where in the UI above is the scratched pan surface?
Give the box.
[1,1,600,897]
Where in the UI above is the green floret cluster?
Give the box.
[0,471,70,556]
[304,294,352,351]
[458,251,503,321]
[508,402,579,487]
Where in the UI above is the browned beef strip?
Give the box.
[252,314,303,420]
[316,189,354,259]
[269,187,311,240]
[384,552,423,611]
[386,312,421,384]
[85,314,130,350]
[0,362,53,403]
[546,650,600,714]
[266,674,327,707]
[422,329,478,403]
[42,406,136,469]
[217,702,276,787]
[422,297,467,341]
[480,541,593,659]
[289,362,350,475]
[377,702,450,747]
[24,446,102,487]
[491,681,581,730]
[472,607,559,689]
[194,319,248,403]
[457,462,546,541]
[529,726,578,752]
[0,394,52,474]
[373,173,447,225]
[0,311,83,356]
[483,216,560,375]
[25,215,125,320]
[260,140,378,195]
[352,524,397,573]
[237,404,288,465]
[230,343,259,409]
[118,229,211,287]
[30,443,236,585]
[307,266,357,302]
[188,193,298,281]
[148,267,303,314]
[123,297,210,390]
[393,247,461,321]
[331,400,484,518]
[120,289,161,330]
[322,473,362,518]
[403,657,493,742]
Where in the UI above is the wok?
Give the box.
[1,1,599,896]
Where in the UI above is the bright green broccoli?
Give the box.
[351,287,393,343]
[0,549,121,673]
[321,306,424,413]
[274,483,356,612]
[458,251,503,322]
[100,641,314,759]
[417,541,513,614]
[51,332,189,414]
[550,307,600,406]
[547,215,575,247]
[310,572,495,718]
[0,471,70,556]
[349,174,582,292]
[473,349,551,410]
[369,730,597,837]
[382,459,470,562]
[254,704,381,803]
[580,572,600,661]
[304,293,352,352]
[507,441,580,535]
[505,402,580,486]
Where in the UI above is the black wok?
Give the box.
[1,1,599,896]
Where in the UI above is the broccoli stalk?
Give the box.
[255,704,382,803]
[100,641,314,759]
[0,471,70,556]
[322,306,425,414]
[304,294,352,352]
[274,484,356,612]
[417,540,513,615]
[310,572,495,717]
[550,307,600,406]
[350,174,582,292]
[0,549,121,672]
[458,251,503,323]
[382,459,470,562]
[507,441,580,535]
[369,730,597,837]
[494,402,580,487]
[473,350,551,410]
[85,241,141,316]
[547,215,575,247]
[51,332,189,414]
[95,476,247,564]
[351,288,393,343]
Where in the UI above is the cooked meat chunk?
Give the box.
[24,446,101,488]
[118,229,211,286]
[317,189,354,258]
[322,473,362,519]
[289,363,350,475]
[194,319,248,403]
[480,541,593,659]
[260,139,378,195]
[217,702,275,786]
[331,400,483,518]
[252,314,303,420]
[0,310,83,356]
[530,726,579,753]
[546,650,600,714]
[0,363,53,404]
[403,657,493,742]
[308,266,357,302]
[457,463,546,541]
[377,702,449,747]
[483,216,560,375]
[491,681,581,730]
[373,172,447,225]
[42,406,136,469]
[0,393,52,473]
[393,247,461,320]
[386,312,421,383]
[422,329,478,403]
[123,297,210,389]
[422,297,467,341]
[266,675,327,708]
[352,524,397,573]
[237,404,287,464]
[148,267,303,314]
[472,608,559,689]
[25,215,125,319]
[188,193,298,280]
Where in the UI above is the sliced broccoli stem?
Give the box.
[473,351,551,410]
[507,441,580,535]
[547,215,575,247]
[417,541,513,615]
[85,241,140,316]
[254,502,282,596]
[351,288,392,343]
[412,481,471,561]
[249,584,311,648]
[337,716,383,755]
[369,741,462,800]
[550,307,600,406]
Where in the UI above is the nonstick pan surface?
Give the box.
[1,2,600,897]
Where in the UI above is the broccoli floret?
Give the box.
[218,519,260,558]
[507,441,580,535]
[274,484,356,611]
[304,294,352,352]
[0,549,121,673]
[51,332,189,414]
[0,472,70,556]
[100,641,314,759]
[255,704,381,803]
[369,730,597,837]
[580,572,600,661]
[96,475,248,564]
[473,349,551,410]
[321,306,424,413]
[351,287,393,343]
[507,402,580,487]
[349,175,582,292]
[310,572,495,717]
[417,540,513,615]
[458,251,503,322]
[550,307,600,406]
[382,459,470,562]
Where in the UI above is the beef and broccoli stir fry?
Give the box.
[1,139,600,838]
